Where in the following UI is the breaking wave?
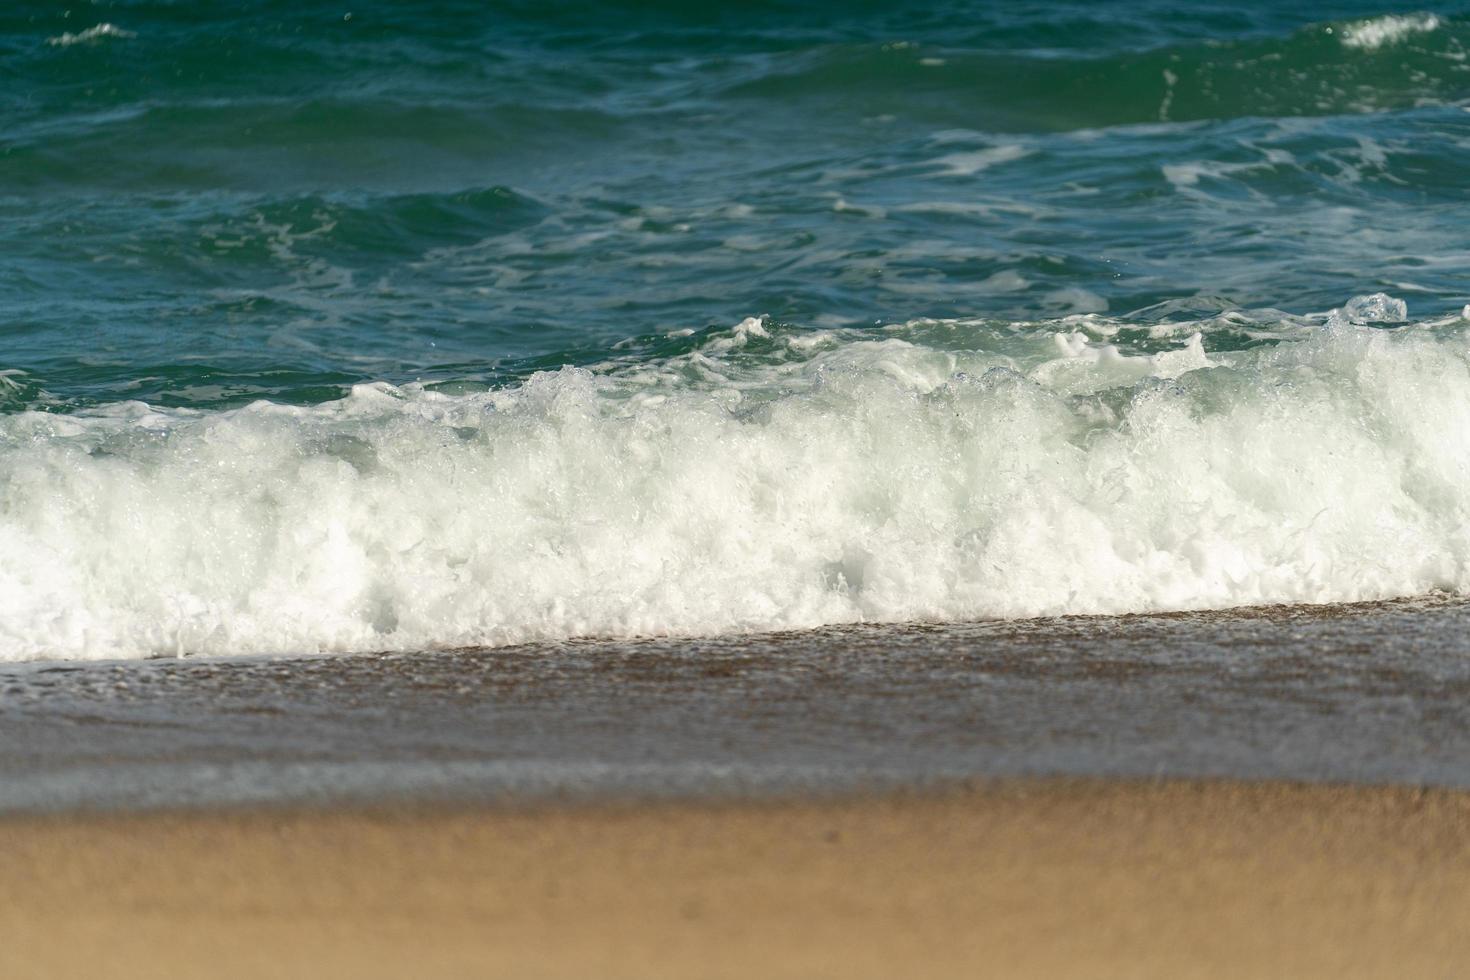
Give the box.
[4,295,1470,661]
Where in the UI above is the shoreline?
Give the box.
[5,598,1470,812]
[3,590,1463,672]
[4,777,1469,978]
[6,602,1468,975]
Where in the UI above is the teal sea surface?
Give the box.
[4,1,1470,660]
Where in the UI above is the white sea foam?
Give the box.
[45,23,137,47]
[4,299,1470,662]
[1337,13,1441,51]
[930,145,1031,177]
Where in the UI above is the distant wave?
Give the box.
[4,295,1470,661]
[19,11,1469,139]
[721,12,1468,129]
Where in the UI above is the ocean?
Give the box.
[4,1,1470,664]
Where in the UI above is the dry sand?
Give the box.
[3,778,1469,978]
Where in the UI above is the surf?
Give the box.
[4,296,1469,661]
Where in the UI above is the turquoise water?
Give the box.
[5,2,1470,660]
[5,1,1468,409]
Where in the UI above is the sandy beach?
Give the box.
[4,777,1468,979]
[10,2,1470,977]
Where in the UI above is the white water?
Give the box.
[45,23,137,47]
[4,298,1470,661]
[1336,13,1442,50]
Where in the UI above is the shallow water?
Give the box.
[4,2,1470,659]
[3,597,1469,810]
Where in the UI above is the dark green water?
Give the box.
[4,2,1470,660]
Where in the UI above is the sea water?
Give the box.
[3,1,1470,661]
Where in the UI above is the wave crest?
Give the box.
[45,23,136,48]
[1338,13,1442,50]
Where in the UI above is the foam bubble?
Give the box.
[1333,292,1408,325]
[3,301,1470,661]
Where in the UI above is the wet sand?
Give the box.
[3,596,1470,810]
[3,778,1469,979]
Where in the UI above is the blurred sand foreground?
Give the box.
[2,779,1467,979]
